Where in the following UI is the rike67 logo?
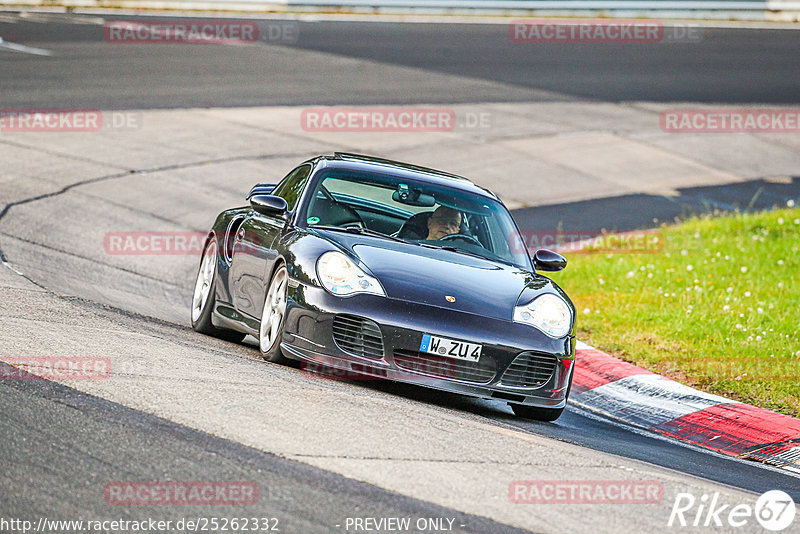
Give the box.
[668,490,795,531]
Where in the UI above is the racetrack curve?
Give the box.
[1,12,799,534]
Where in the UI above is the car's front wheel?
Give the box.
[510,370,572,422]
[510,403,564,422]
[191,238,245,342]
[259,264,289,363]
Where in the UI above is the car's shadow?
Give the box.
[240,335,563,426]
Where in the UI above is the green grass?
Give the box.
[551,207,800,417]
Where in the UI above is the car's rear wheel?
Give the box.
[259,264,289,363]
[191,239,245,342]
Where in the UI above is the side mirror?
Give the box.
[247,183,277,200]
[250,194,288,216]
[533,249,567,272]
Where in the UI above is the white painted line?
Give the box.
[0,36,54,56]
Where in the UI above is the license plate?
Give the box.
[419,334,482,362]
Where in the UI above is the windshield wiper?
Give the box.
[311,225,411,244]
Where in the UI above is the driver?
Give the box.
[426,206,463,240]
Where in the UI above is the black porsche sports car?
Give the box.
[191,153,575,421]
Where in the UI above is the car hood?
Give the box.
[350,242,539,320]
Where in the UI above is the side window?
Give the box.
[271,164,311,211]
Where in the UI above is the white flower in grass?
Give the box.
[686,265,694,271]
[681,249,688,256]
[788,199,796,208]
[744,291,751,297]
[726,287,734,293]
[778,260,784,266]
[778,218,784,225]
[723,305,730,312]
[740,266,748,273]
[757,307,764,314]
[583,308,591,315]
[756,336,762,341]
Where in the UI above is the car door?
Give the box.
[230,164,312,321]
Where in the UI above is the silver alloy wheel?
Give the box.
[260,266,288,353]
[191,240,217,323]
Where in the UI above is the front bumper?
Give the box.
[281,281,575,408]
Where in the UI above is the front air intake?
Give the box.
[332,314,385,360]
[500,352,558,388]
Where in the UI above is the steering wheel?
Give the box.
[439,233,483,247]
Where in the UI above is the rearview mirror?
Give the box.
[392,184,435,207]
[533,249,567,272]
[250,195,288,216]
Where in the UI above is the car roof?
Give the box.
[308,153,500,201]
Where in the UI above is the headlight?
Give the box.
[513,293,572,338]
[316,251,385,297]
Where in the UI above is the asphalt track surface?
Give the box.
[1,11,800,533]
[1,14,800,108]
[0,368,529,534]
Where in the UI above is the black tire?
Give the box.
[191,238,246,343]
[510,367,573,422]
[510,403,565,422]
[258,264,289,363]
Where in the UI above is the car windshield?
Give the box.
[303,169,531,269]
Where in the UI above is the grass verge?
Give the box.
[550,207,800,417]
